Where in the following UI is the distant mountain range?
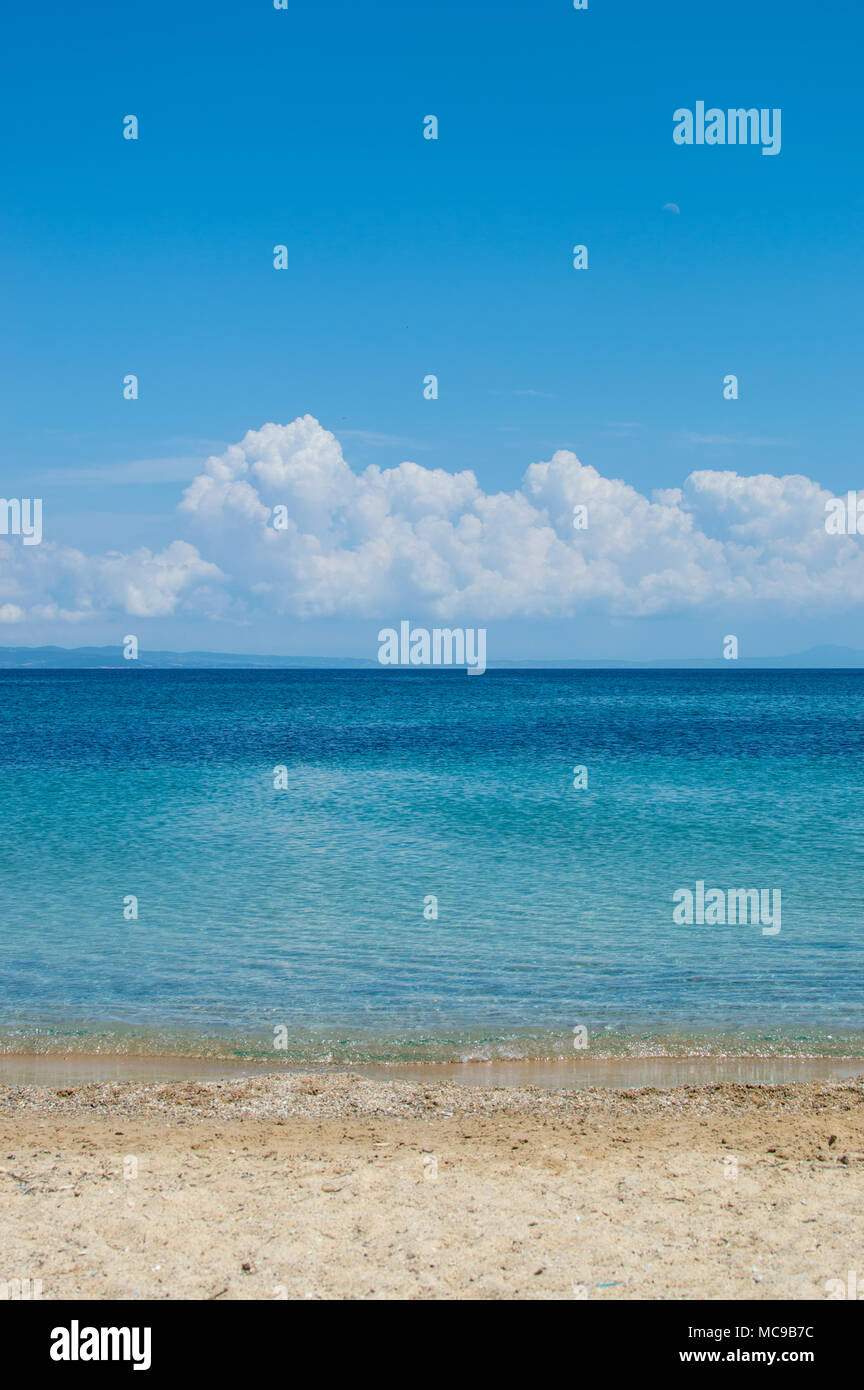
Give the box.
[2,644,864,670]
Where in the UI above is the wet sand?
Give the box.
[2,1069,863,1300]
[1,1052,862,1088]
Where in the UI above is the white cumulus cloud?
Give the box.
[2,416,863,628]
[176,416,861,620]
[0,539,222,624]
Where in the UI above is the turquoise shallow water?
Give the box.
[0,669,862,1061]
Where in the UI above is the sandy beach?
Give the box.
[2,1068,864,1301]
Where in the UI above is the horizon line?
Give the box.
[2,641,864,671]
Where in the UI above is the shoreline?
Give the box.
[1,1052,863,1088]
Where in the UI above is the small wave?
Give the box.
[2,1022,864,1065]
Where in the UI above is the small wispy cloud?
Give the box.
[340,429,430,449]
[679,432,793,448]
[489,388,556,399]
[39,456,208,486]
[602,422,643,437]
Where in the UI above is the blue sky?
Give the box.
[2,0,863,659]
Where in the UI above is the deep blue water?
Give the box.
[0,669,862,1060]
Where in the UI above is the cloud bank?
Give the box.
[0,540,221,624]
[2,415,862,626]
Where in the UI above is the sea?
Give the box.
[0,668,862,1065]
